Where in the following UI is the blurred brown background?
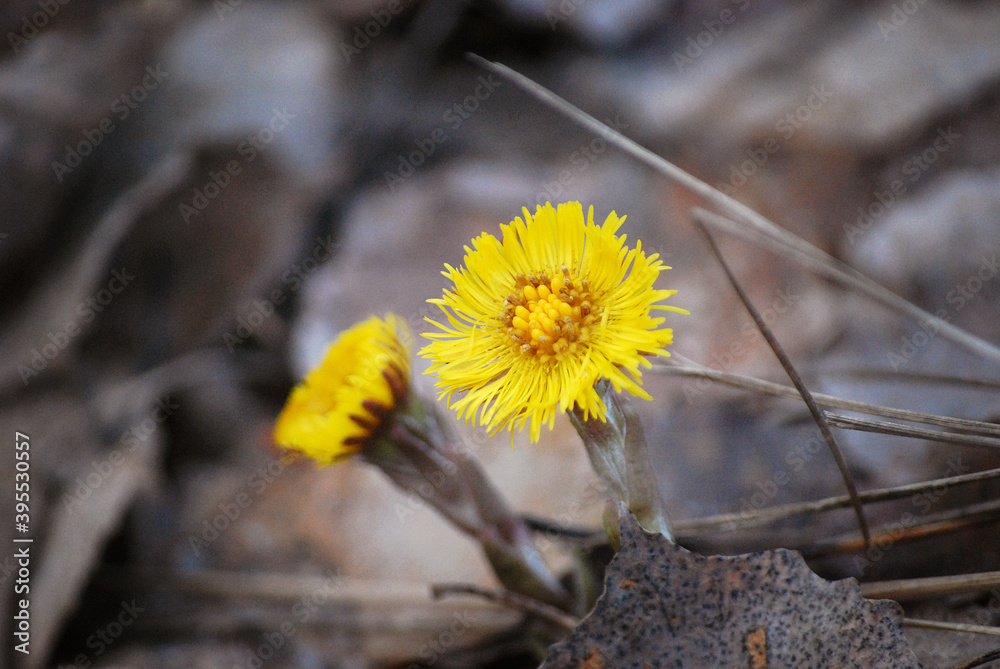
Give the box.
[1,0,1000,667]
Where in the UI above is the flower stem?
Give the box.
[363,398,571,610]
[570,380,672,541]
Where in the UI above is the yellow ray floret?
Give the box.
[274,314,410,465]
[421,201,688,442]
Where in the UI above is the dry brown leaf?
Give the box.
[540,506,920,668]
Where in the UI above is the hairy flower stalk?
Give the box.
[569,380,672,540]
[274,314,569,608]
[369,397,570,608]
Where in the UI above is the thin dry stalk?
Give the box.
[674,467,1000,535]
[801,498,1000,559]
[826,413,1000,451]
[946,647,1000,669]
[688,208,1000,366]
[691,219,870,549]
[902,618,1000,637]
[465,54,1000,367]
[432,583,579,631]
[862,571,1000,602]
[654,358,1000,438]
[828,368,1000,391]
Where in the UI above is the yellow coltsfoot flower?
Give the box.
[422,201,687,442]
[273,313,570,606]
[274,314,409,465]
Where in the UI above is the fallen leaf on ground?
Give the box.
[541,506,920,668]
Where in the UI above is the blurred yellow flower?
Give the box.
[274,314,409,465]
[422,201,687,442]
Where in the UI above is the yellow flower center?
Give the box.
[501,269,598,363]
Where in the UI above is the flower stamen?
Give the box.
[502,268,599,362]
